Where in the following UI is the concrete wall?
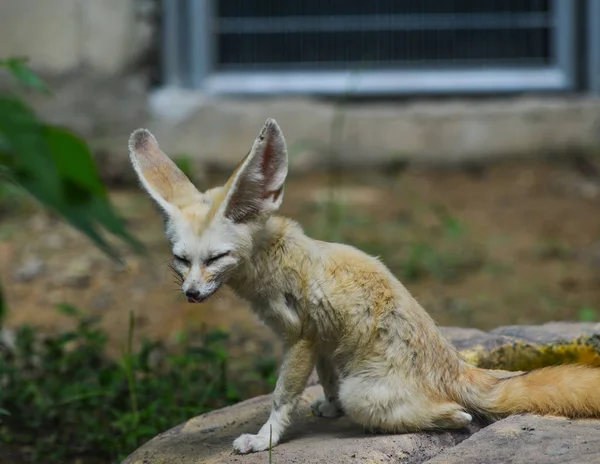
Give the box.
[0,0,152,75]
[145,91,600,170]
[87,87,600,184]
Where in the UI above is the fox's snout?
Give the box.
[184,288,203,303]
[183,285,220,303]
[182,279,221,303]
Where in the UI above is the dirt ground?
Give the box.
[2,159,600,371]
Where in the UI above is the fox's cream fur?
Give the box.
[129,119,600,455]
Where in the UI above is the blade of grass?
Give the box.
[0,281,5,326]
[269,424,273,464]
[59,391,109,406]
[121,310,139,424]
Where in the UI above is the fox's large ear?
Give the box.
[128,129,200,214]
[221,118,288,223]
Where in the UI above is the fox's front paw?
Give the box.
[311,396,344,418]
[233,433,272,454]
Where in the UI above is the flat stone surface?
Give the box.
[490,322,600,344]
[424,415,600,464]
[122,322,600,464]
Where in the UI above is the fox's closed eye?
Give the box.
[174,255,191,266]
[206,251,231,266]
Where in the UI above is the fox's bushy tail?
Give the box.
[458,364,600,419]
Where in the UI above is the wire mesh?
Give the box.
[163,0,582,95]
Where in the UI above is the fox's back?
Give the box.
[317,241,453,366]
[229,216,452,372]
[270,225,435,344]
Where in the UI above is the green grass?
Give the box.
[305,195,485,285]
[578,307,598,322]
[0,306,276,463]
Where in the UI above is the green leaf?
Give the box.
[56,304,82,318]
[134,425,158,437]
[85,197,145,255]
[0,57,50,94]
[41,125,145,258]
[205,329,229,345]
[54,205,120,261]
[0,96,62,206]
[0,97,144,261]
[43,125,107,198]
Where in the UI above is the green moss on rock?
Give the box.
[460,334,600,371]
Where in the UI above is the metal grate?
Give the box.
[588,0,600,94]
[163,0,578,95]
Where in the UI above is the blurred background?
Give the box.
[1,1,600,462]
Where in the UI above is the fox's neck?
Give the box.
[227,215,319,302]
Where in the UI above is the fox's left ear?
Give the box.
[221,118,288,223]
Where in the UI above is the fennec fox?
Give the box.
[129,119,600,455]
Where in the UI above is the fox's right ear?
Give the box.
[128,129,199,215]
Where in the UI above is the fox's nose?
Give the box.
[185,289,200,299]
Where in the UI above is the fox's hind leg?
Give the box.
[338,374,472,432]
[426,408,472,430]
[311,354,344,418]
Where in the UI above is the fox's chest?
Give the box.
[253,291,345,345]
[247,294,304,340]
[228,263,335,340]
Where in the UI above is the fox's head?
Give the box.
[128,119,288,303]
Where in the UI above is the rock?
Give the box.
[123,385,478,464]
[13,255,45,282]
[439,326,513,352]
[122,322,600,464]
[423,415,600,464]
[461,322,600,371]
[490,321,600,344]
